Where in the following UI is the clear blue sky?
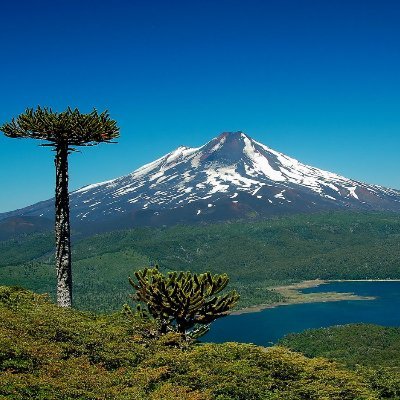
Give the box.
[1,0,399,212]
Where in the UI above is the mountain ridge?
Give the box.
[1,131,400,230]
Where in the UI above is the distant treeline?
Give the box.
[1,211,400,312]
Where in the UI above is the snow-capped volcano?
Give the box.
[2,131,400,228]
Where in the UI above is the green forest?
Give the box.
[280,324,400,399]
[1,211,400,312]
[280,324,400,370]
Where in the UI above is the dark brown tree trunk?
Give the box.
[55,142,72,307]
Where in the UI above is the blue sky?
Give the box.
[1,0,399,212]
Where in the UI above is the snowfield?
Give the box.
[1,131,400,225]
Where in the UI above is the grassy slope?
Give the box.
[1,211,400,312]
[0,286,382,400]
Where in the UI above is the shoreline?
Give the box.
[230,278,395,315]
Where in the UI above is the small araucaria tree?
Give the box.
[0,107,119,307]
[129,267,240,339]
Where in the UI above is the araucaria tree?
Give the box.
[0,107,119,307]
[129,267,240,339]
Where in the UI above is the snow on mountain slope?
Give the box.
[1,131,400,227]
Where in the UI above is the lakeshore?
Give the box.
[231,279,380,315]
[207,280,400,345]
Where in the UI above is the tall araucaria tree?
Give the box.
[0,107,120,307]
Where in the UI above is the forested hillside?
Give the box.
[280,324,400,398]
[1,212,400,312]
[280,324,400,370]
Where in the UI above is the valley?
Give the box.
[1,211,400,312]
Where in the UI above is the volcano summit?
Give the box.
[1,131,400,230]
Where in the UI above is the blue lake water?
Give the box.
[204,281,400,346]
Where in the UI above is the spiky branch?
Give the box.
[129,267,240,339]
[1,106,119,147]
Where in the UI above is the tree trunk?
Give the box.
[55,142,72,307]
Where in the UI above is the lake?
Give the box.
[204,281,400,346]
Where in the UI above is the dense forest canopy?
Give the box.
[1,211,400,312]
